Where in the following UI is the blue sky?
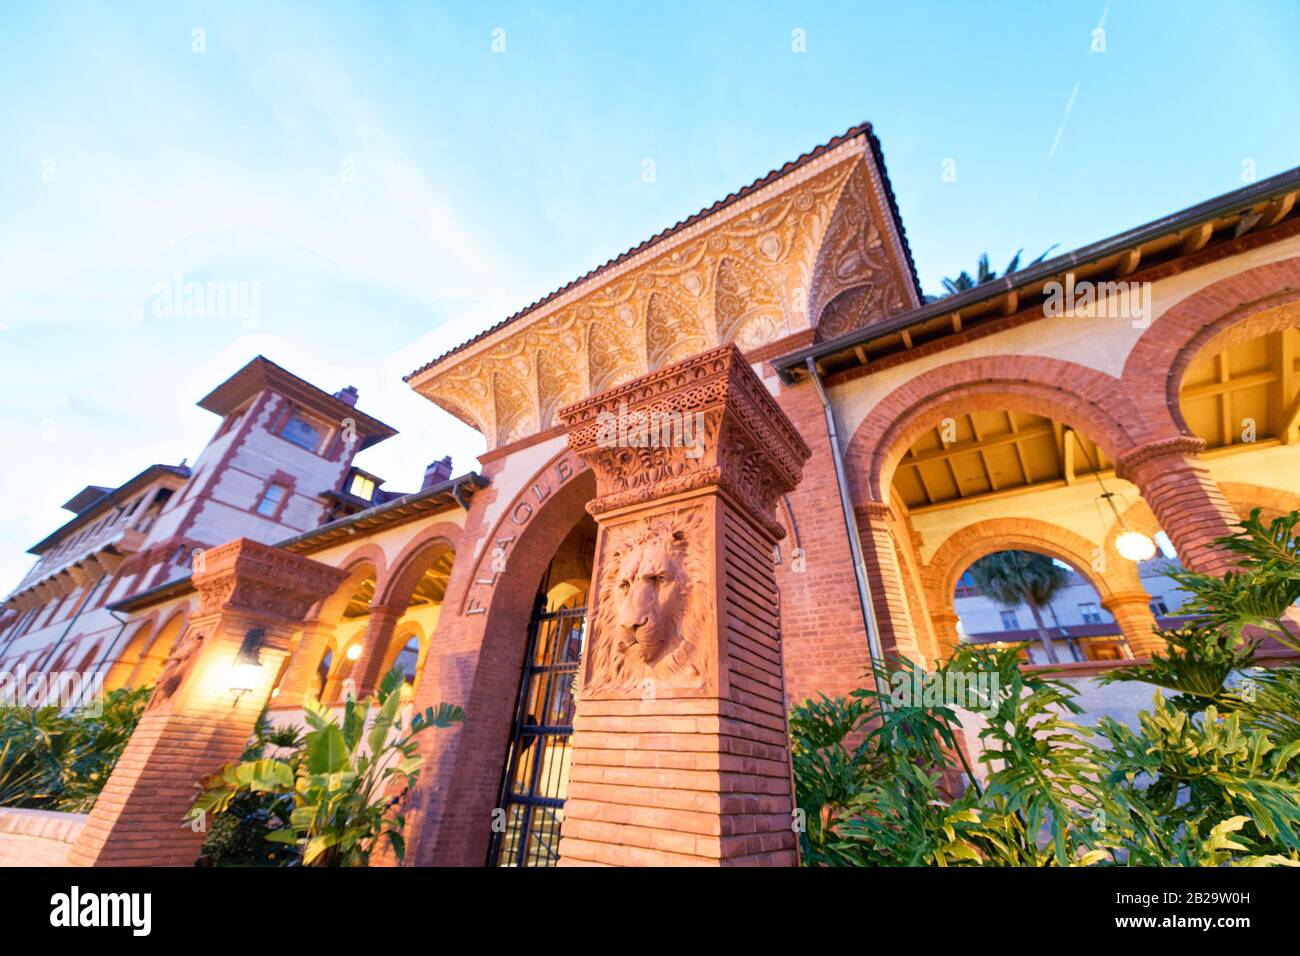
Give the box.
[2,0,1298,591]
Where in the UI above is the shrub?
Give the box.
[193,667,464,866]
[0,687,150,812]
[793,510,1300,866]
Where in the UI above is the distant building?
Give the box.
[0,356,409,692]
[954,560,1189,663]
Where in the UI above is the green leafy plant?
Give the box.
[193,667,464,866]
[793,511,1300,866]
[966,550,1071,663]
[0,686,150,811]
[1162,509,1300,651]
[198,713,304,867]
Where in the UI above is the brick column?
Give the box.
[1101,591,1162,658]
[1115,437,1238,575]
[348,605,403,698]
[556,344,811,866]
[68,539,346,867]
[931,611,961,660]
[274,619,335,706]
[854,501,925,665]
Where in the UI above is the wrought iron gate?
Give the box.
[487,595,586,867]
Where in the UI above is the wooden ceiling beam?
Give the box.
[969,415,997,492]
[899,423,1055,467]
[1180,222,1214,255]
[1260,192,1297,229]
[1182,369,1278,400]
[1114,248,1142,277]
[1216,352,1234,446]
[1062,425,1076,484]
[1005,412,1033,485]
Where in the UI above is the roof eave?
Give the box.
[774,164,1300,383]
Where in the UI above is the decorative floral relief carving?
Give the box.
[646,292,708,370]
[562,345,811,539]
[584,507,713,697]
[808,161,909,338]
[492,369,536,447]
[715,256,787,346]
[588,320,641,394]
[419,153,897,449]
[536,347,581,428]
[191,540,348,622]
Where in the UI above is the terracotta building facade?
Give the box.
[4,124,1300,866]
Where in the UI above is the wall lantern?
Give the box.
[229,628,266,701]
[345,642,363,662]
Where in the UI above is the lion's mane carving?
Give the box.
[586,508,713,696]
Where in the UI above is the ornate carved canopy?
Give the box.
[406,128,918,450]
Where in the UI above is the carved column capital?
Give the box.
[559,344,811,537]
[191,538,348,629]
[854,499,892,523]
[1114,436,1206,482]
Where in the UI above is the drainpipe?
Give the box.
[804,358,886,671]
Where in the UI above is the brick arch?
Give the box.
[312,558,382,628]
[1122,256,1300,434]
[115,606,190,689]
[379,618,429,679]
[922,518,1135,614]
[1218,482,1300,521]
[373,520,463,611]
[845,356,1150,503]
[404,460,596,867]
[333,543,389,593]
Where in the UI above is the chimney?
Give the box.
[334,386,359,407]
[422,456,453,489]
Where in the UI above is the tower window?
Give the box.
[350,474,376,500]
[256,482,288,517]
[280,410,326,453]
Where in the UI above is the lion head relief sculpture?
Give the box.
[585,507,714,697]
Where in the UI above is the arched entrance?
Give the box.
[487,514,596,867]
[402,452,597,867]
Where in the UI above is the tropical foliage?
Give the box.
[0,687,150,812]
[198,713,305,867]
[937,247,1058,297]
[192,667,464,867]
[966,549,1070,664]
[793,510,1300,866]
